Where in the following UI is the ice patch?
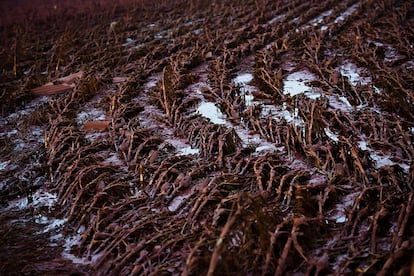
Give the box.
[196,102,227,125]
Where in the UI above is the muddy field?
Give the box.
[1,0,413,275]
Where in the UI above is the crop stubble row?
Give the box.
[0,0,413,275]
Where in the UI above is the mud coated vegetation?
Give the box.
[1,0,413,275]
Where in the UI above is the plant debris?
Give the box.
[1,0,413,275]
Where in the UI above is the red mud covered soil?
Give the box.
[1,0,414,275]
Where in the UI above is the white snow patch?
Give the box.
[263,104,304,127]
[0,160,10,171]
[32,190,58,208]
[358,138,408,171]
[267,14,286,25]
[123,37,135,46]
[7,196,29,210]
[283,71,321,98]
[384,46,405,63]
[329,192,359,224]
[324,128,339,142]
[233,72,256,106]
[39,218,67,233]
[77,108,106,124]
[310,10,332,26]
[85,132,107,142]
[165,139,200,156]
[233,73,253,84]
[62,235,87,264]
[196,102,227,125]
[168,194,191,212]
[328,95,354,112]
[178,146,200,156]
[62,233,103,265]
[144,73,163,90]
[5,97,48,123]
[334,3,359,24]
[243,94,255,107]
[370,152,396,168]
[338,62,371,86]
[193,28,203,35]
[255,144,278,153]
[31,126,44,137]
[5,190,57,210]
[336,216,347,223]
[35,214,49,224]
[320,25,329,31]
[358,140,369,151]
[338,96,352,107]
[77,225,86,234]
[0,129,18,137]
[101,153,124,166]
[232,125,278,153]
[50,233,64,241]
